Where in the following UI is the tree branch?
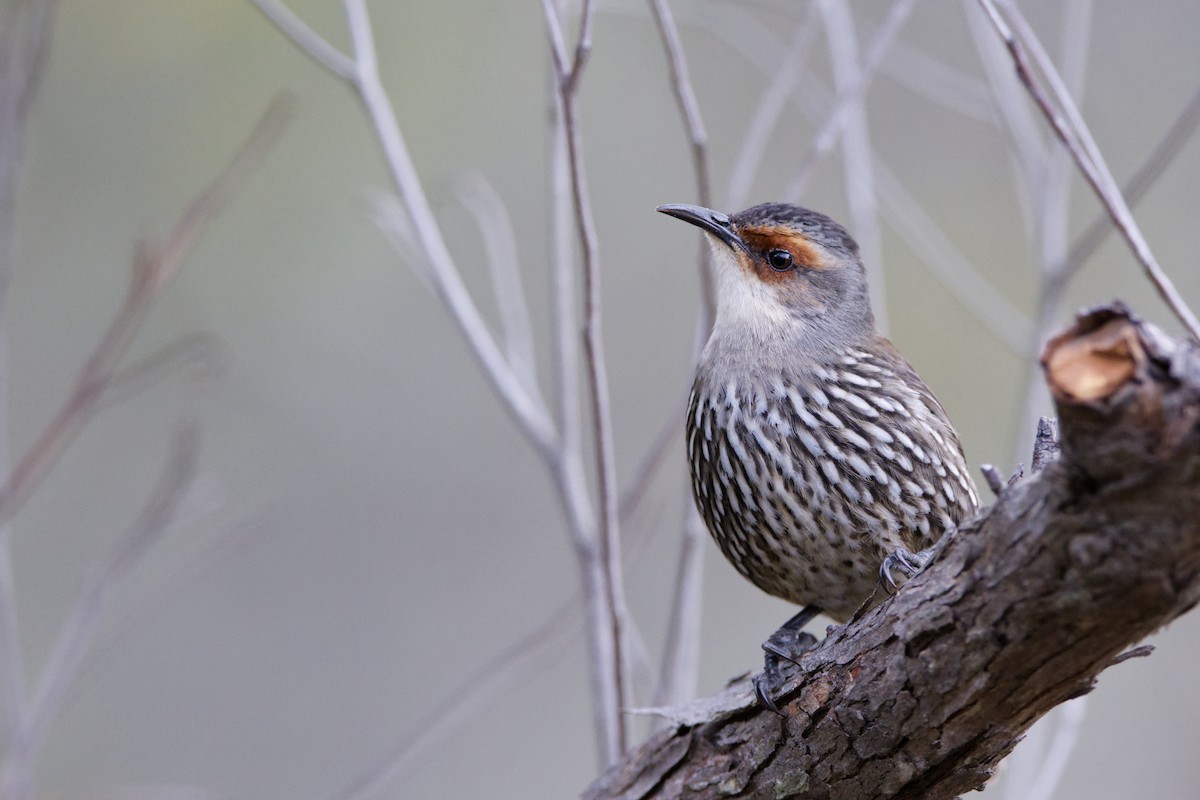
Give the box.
[586,302,1200,799]
[975,0,1200,341]
[544,0,630,764]
[0,95,293,525]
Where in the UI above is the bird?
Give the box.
[657,202,979,710]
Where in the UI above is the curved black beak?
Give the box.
[656,204,746,252]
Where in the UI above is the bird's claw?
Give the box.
[879,546,932,594]
[753,669,783,714]
[755,628,817,714]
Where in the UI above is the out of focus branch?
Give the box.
[0,93,288,800]
[648,0,715,323]
[1059,85,1200,285]
[254,0,633,768]
[0,95,293,525]
[975,0,1200,341]
[645,0,717,710]
[0,0,59,788]
[2,428,199,786]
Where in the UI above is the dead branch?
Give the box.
[585,302,1200,799]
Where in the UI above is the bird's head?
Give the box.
[657,202,875,350]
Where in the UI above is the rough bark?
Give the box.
[584,302,1200,800]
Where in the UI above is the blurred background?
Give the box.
[4,0,1200,798]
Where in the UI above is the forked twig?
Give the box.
[253,0,630,766]
[0,95,293,525]
[542,0,630,762]
[975,0,1200,340]
[3,429,198,782]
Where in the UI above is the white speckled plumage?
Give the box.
[670,201,980,623]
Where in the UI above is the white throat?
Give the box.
[707,238,807,346]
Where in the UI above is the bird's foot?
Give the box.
[879,546,934,594]
[754,626,817,713]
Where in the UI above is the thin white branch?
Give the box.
[875,166,1032,353]
[252,0,635,765]
[781,0,917,203]
[543,0,630,764]
[724,10,817,212]
[368,193,431,289]
[450,173,538,391]
[643,1,722,708]
[963,0,1046,228]
[655,508,706,708]
[1025,697,1089,800]
[648,0,716,321]
[249,0,355,80]
[546,87,594,544]
[693,10,1033,353]
[882,37,996,123]
[647,0,710,204]
[819,0,900,332]
[976,0,1200,340]
[337,0,559,455]
[1010,0,1092,468]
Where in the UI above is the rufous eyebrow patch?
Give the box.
[739,225,828,270]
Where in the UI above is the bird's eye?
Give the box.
[767,249,794,271]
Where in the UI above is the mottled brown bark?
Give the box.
[585,303,1200,800]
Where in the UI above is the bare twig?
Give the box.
[1109,644,1154,666]
[1030,416,1060,472]
[0,0,59,770]
[975,0,1200,340]
[648,0,715,323]
[1059,85,1200,284]
[252,0,633,766]
[249,0,355,80]
[781,0,917,203]
[980,463,1006,497]
[0,428,198,789]
[0,94,285,798]
[882,36,996,123]
[655,509,707,707]
[449,173,538,391]
[679,9,1032,352]
[724,10,818,212]
[334,594,580,800]
[344,0,559,455]
[543,0,630,763]
[963,0,1046,219]
[0,95,293,525]
[644,0,721,710]
[818,0,909,332]
[97,332,227,411]
[1006,0,1092,491]
[0,0,57,313]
